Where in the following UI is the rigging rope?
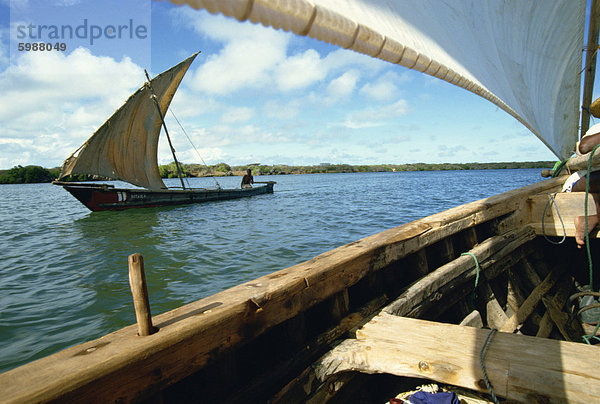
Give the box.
[460,252,480,309]
[168,109,221,189]
[479,328,500,404]
[582,143,600,343]
[541,193,567,244]
[551,158,570,177]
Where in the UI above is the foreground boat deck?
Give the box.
[3,174,600,403]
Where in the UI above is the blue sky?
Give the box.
[0,0,585,170]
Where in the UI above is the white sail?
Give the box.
[60,53,198,189]
[165,0,585,159]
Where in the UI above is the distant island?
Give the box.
[0,161,555,184]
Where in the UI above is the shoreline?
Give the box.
[0,161,555,184]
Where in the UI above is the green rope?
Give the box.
[461,252,480,308]
[583,322,600,344]
[551,158,570,177]
[480,329,500,404]
[582,144,600,344]
[584,144,600,287]
[541,193,567,245]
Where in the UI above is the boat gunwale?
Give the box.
[0,175,566,403]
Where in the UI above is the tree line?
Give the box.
[0,161,556,184]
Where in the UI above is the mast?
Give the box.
[581,0,600,139]
[145,69,187,190]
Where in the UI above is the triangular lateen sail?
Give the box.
[165,0,585,159]
[60,53,199,189]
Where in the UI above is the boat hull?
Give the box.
[54,181,275,211]
[6,174,599,403]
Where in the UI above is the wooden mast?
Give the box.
[145,70,187,190]
[581,0,600,139]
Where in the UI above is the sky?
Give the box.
[0,0,593,170]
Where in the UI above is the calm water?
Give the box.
[0,169,545,372]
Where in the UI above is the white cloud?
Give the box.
[263,99,301,120]
[275,49,326,91]
[221,106,254,123]
[0,47,144,167]
[176,11,289,95]
[359,71,410,101]
[360,80,396,101]
[327,70,359,99]
[342,99,410,129]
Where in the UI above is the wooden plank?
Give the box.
[481,283,509,329]
[527,192,598,238]
[384,226,535,317]
[565,148,600,172]
[506,265,543,329]
[315,314,600,403]
[0,177,565,403]
[459,310,483,328]
[500,268,562,333]
[541,274,584,342]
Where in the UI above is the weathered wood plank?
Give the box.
[315,314,600,403]
[541,275,584,342]
[565,149,600,172]
[481,283,510,329]
[527,192,598,238]
[459,310,483,328]
[384,226,535,317]
[499,268,562,333]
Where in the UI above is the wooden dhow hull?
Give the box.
[53,181,275,211]
[5,169,600,403]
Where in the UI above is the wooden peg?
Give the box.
[128,253,155,336]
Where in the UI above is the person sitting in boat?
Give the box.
[241,169,254,189]
[562,123,600,247]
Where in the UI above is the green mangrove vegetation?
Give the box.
[0,161,556,184]
[0,165,58,184]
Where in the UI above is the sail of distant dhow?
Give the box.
[54,52,275,211]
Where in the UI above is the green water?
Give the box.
[0,169,545,372]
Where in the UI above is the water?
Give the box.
[0,169,544,372]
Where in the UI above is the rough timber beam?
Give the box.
[315,314,600,403]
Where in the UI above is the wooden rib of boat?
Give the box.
[2,154,599,403]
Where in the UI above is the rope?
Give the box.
[582,144,600,343]
[461,252,480,308]
[168,109,221,189]
[551,158,570,178]
[541,193,567,245]
[479,328,500,404]
[579,45,600,75]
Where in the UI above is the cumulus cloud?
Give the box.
[0,47,144,167]
[175,11,289,95]
[359,71,410,101]
[342,99,410,129]
[327,70,359,99]
[221,106,254,123]
[275,49,326,91]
